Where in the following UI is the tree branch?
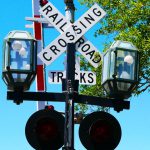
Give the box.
[140,83,150,93]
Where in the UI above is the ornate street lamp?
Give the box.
[2,30,37,91]
[102,40,139,99]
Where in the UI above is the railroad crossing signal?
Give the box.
[38,2,106,68]
[26,2,123,150]
[79,111,122,150]
[4,1,129,150]
[25,109,122,150]
[25,108,65,150]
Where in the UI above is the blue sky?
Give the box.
[0,0,150,150]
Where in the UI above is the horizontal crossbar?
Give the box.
[7,91,130,112]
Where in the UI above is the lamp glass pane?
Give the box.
[110,51,115,79]
[102,52,109,83]
[12,73,27,82]
[4,43,9,70]
[10,40,31,70]
[116,50,135,80]
[103,82,110,93]
[117,82,131,91]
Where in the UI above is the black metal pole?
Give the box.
[63,43,76,150]
[63,1,76,149]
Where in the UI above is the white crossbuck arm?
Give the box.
[38,2,106,68]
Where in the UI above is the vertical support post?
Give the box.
[64,43,76,150]
[63,1,76,149]
[65,0,75,23]
[32,0,46,110]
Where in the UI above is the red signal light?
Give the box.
[25,109,65,150]
[36,117,58,142]
[45,105,54,110]
[79,111,121,150]
[90,120,113,147]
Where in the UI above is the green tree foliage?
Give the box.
[75,0,150,113]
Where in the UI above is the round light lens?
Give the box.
[36,118,58,142]
[90,120,113,145]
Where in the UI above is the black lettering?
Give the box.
[86,50,95,59]
[56,18,63,25]
[84,14,95,24]
[66,32,75,41]
[75,37,85,49]
[92,55,101,63]
[51,72,56,82]
[80,72,86,83]
[43,52,52,61]
[50,45,60,55]
[48,13,58,22]
[88,73,94,83]
[60,22,68,32]
[58,39,67,47]
[93,8,101,16]
[43,5,52,15]
[81,44,90,52]
[57,72,63,82]
[72,25,82,34]
[79,21,87,28]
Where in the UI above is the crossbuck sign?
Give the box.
[38,2,106,68]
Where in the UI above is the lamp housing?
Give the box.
[102,40,139,99]
[2,30,37,91]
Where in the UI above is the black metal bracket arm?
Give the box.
[7,91,130,112]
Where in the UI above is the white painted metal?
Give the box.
[32,0,46,110]
[48,70,96,85]
[77,39,102,68]
[25,24,33,28]
[39,2,70,34]
[25,17,52,24]
[39,2,105,68]
[71,3,106,42]
[38,32,70,65]
[40,2,106,41]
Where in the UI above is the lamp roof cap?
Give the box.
[5,30,35,40]
[110,40,138,50]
